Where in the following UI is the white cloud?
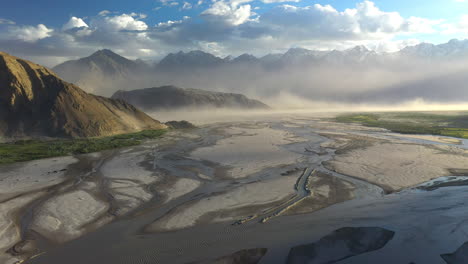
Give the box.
[4,24,53,42]
[201,0,253,26]
[182,2,193,9]
[98,10,111,16]
[0,1,459,65]
[129,12,148,19]
[441,15,468,34]
[158,0,179,6]
[255,1,440,42]
[94,13,148,31]
[157,19,184,27]
[63,17,89,31]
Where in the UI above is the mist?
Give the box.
[56,48,468,111]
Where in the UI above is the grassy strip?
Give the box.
[0,129,167,165]
[335,113,468,139]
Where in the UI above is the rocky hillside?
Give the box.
[0,51,166,138]
[111,86,270,110]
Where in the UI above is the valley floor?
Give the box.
[1,113,468,263]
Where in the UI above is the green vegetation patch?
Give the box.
[335,112,468,139]
[0,129,167,165]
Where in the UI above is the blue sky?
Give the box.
[2,0,465,27]
[1,0,467,66]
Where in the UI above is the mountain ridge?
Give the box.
[111,85,270,111]
[0,51,166,138]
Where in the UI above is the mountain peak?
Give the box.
[53,49,146,91]
[347,45,369,53]
[284,47,312,55]
[232,53,258,63]
[91,49,120,58]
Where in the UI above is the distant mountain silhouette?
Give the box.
[111,86,270,110]
[157,50,225,69]
[53,49,152,94]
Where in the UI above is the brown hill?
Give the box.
[112,86,270,111]
[0,52,166,138]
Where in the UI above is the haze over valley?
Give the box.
[51,39,468,109]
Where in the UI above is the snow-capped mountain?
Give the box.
[398,39,468,59]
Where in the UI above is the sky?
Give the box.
[1,0,468,66]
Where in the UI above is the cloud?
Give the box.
[442,15,468,34]
[201,0,253,26]
[158,0,179,6]
[0,1,456,66]
[63,17,89,31]
[99,10,111,16]
[1,24,53,42]
[253,1,440,42]
[156,17,190,28]
[93,13,148,31]
[0,18,15,25]
[182,2,193,9]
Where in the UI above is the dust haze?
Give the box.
[73,53,468,112]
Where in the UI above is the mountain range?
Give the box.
[52,39,468,80]
[151,39,468,69]
[111,86,270,111]
[0,51,165,138]
[54,39,468,73]
[49,39,468,104]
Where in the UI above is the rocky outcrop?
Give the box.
[0,51,166,138]
[287,227,395,264]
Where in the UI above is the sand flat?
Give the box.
[0,157,78,201]
[148,174,298,231]
[161,177,201,203]
[191,127,304,179]
[0,192,44,264]
[327,142,468,192]
[31,190,109,242]
[101,150,158,184]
